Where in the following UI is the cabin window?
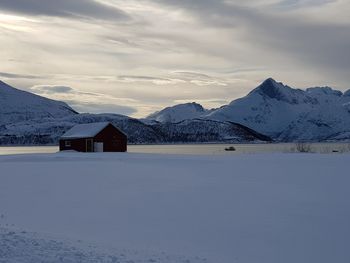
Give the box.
[65,141,71,147]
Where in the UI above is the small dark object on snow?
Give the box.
[225,146,236,151]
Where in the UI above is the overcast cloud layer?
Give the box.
[0,0,349,117]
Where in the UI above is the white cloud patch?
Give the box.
[31,85,74,94]
[171,71,228,86]
[118,75,185,85]
[64,101,137,115]
[0,71,41,79]
[29,84,138,115]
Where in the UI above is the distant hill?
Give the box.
[0,113,270,145]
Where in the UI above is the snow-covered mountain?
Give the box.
[0,80,269,145]
[147,102,212,123]
[2,78,350,144]
[147,78,350,141]
[0,80,77,125]
[206,78,350,141]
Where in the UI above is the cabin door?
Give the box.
[94,142,104,152]
[86,139,93,152]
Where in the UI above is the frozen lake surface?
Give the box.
[0,152,350,263]
[0,142,349,155]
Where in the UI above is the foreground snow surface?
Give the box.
[0,152,350,263]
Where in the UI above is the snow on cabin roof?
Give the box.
[61,122,111,139]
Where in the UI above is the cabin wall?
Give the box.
[59,138,90,152]
[94,124,127,152]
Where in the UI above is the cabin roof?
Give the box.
[61,122,111,139]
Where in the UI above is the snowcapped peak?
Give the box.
[184,102,205,111]
[248,78,302,104]
[262,77,279,86]
[251,78,284,96]
[147,102,208,123]
[306,86,342,97]
[343,89,350,97]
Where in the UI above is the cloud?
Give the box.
[64,100,137,116]
[151,0,350,84]
[171,71,227,86]
[0,0,129,21]
[118,73,229,86]
[1,0,349,117]
[172,71,212,79]
[118,75,185,85]
[29,83,139,115]
[276,0,334,9]
[0,72,41,79]
[30,85,74,94]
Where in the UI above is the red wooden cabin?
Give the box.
[59,122,127,152]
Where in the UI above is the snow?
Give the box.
[0,228,206,263]
[61,122,110,139]
[1,152,350,263]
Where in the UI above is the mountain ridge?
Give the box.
[147,78,350,141]
[0,80,269,144]
[1,78,350,143]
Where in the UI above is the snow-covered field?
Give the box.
[1,152,350,263]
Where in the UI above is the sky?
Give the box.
[0,0,349,117]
